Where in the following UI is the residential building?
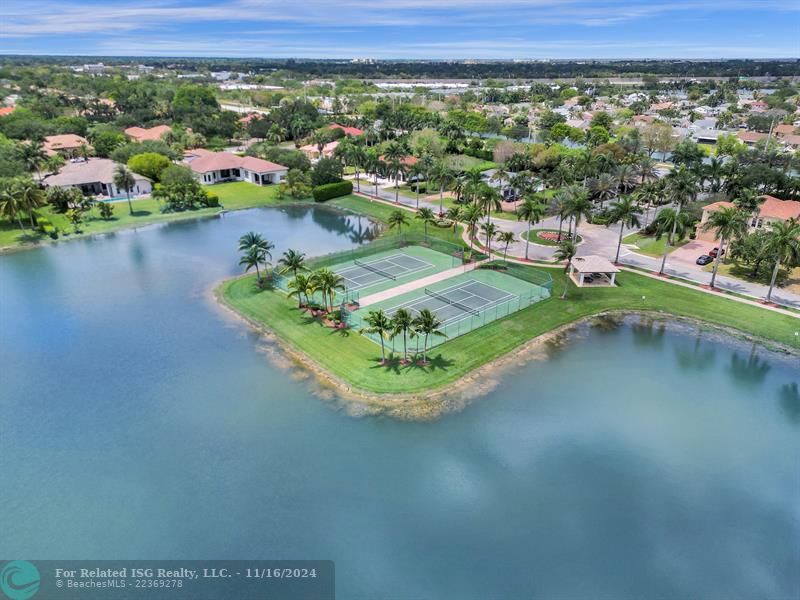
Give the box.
[42,134,91,157]
[300,141,339,161]
[184,150,287,185]
[328,123,364,137]
[124,125,173,143]
[696,196,800,241]
[43,158,152,198]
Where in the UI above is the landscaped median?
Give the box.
[216,262,799,398]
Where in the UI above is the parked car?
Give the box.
[708,247,725,258]
[696,255,713,265]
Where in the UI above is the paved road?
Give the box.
[349,177,800,309]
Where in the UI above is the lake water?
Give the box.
[1,206,798,599]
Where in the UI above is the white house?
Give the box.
[42,158,151,198]
[184,150,287,185]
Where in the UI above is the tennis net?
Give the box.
[424,288,480,316]
[355,259,397,280]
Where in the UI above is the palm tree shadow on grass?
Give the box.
[368,352,455,375]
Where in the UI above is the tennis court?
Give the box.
[337,253,434,291]
[348,268,553,352]
[384,279,516,325]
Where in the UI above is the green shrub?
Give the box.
[205,193,220,207]
[312,180,353,202]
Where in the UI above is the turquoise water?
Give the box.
[0,206,798,599]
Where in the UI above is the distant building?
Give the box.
[43,158,151,198]
[328,123,364,137]
[42,134,91,157]
[184,150,287,185]
[124,125,173,143]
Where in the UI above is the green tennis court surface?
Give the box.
[348,268,552,351]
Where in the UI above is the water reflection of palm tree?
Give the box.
[631,318,666,349]
[342,216,378,244]
[727,346,771,386]
[674,333,716,371]
[779,382,800,425]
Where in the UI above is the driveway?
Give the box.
[669,240,716,267]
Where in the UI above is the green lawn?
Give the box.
[623,232,688,257]
[0,182,305,252]
[220,264,799,394]
[330,195,466,246]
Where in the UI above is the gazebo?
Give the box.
[569,255,620,287]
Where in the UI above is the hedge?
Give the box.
[463,147,494,161]
[312,180,353,202]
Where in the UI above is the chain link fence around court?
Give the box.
[345,269,553,354]
[271,234,475,308]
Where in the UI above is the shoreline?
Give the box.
[212,278,799,421]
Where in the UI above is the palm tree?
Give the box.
[637,156,659,186]
[387,209,409,235]
[19,141,47,181]
[0,179,25,230]
[554,238,578,276]
[589,172,617,208]
[565,186,593,242]
[763,218,800,303]
[476,184,501,224]
[240,246,266,287]
[412,308,446,364]
[701,206,749,289]
[415,207,436,239]
[480,220,499,254]
[288,273,312,308]
[238,231,274,282]
[654,207,693,275]
[278,249,307,279]
[516,196,546,260]
[390,308,414,362]
[360,309,393,364]
[388,158,405,203]
[445,206,462,233]
[312,268,345,312]
[498,231,516,262]
[12,178,46,229]
[552,189,570,242]
[429,161,453,214]
[462,204,482,250]
[607,196,643,264]
[113,165,137,215]
[614,164,638,195]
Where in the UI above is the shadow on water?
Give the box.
[779,382,800,425]
[727,345,771,387]
[675,329,717,372]
[631,316,666,349]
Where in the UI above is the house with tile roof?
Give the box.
[328,123,364,137]
[696,196,800,242]
[43,158,151,198]
[124,125,174,143]
[43,134,91,157]
[184,150,287,185]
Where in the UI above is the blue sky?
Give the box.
[1,1,798,59]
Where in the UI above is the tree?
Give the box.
[763,218,800,303]
[127,153,171,182]
[19,141,47,180]
[13,178,46,228]
[311,268,345,312]
[360,309,393,364]
[238,232,274,287]
[288,273,312,308]
[462,204,482,251]
[640,122,674,157]
[554,239,578,275]
[66,207,84,233]
[445,206,462,233]
[98,201,114,220]
[240,246,266,287]
[516,196,546,260]
[0,178,26,230]
[387,209,409,234]
[415,207,436,239]
[476,183,501,224]
[702,206,748,288]
[498,231,516,262]
[412,309,446,364]
[311,157,343,186]
[113,165,137,215]
[390,308,414,362]
[565,185,593,242]
[429,161,454,214]
[654,207,693,275]
[589,172,617,208]
[607,196,643,263]
[479,220,499,254]
[278,248,307,279]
